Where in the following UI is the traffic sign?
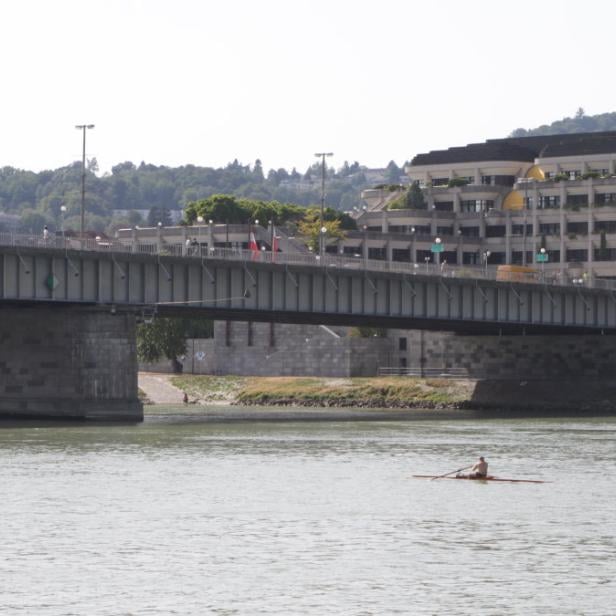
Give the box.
[431,243,444,253]
[536,253,548,263]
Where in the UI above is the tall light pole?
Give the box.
[315,152,333,254]
[75,124,95,238]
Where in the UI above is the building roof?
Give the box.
[410,131,616,166]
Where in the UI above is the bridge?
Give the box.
[2,232,616,421]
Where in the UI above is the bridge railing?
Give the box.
[1,231,614,292]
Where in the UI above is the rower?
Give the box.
[457,456,488,479]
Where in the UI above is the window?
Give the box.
[595,220,616,233]
[411,225,431,236]
[493,175,516,187]
[368,247,386,260]
[463,252,480,265]
[436,225,453,236]
[434,201,453,212]
[594,248,616,261]
[399,337,407,351]
[440,251,458,265]
[538,195,560,209]
[566,249,588,262]
[392,248,412,262]
[511,251,535,265]
[486,225,506,238]
[481,175,492,185]
[399,357,407,368]
[539,223,560,236]
[431,177,449,187]
[459,226,480,237]
[416,250,433,263]
[388,225,407,233]
[367,225,382,232]
[567,222,588,235]
[488,252,506,265]
[596,193,616,205]
[460,199,494,213]
[566,194,588,208]
[511,223,532,236]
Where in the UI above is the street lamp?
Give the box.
[197,215,204,254]
[60,205,67,243]
[315,152,333,254]
[482,250,491,276]
[75,124,95,238]
[320,225,327,259]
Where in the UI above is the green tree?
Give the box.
[298,208,345,251]
[404,181,427,209]
[385,160,401,183]
[137,318,187,372]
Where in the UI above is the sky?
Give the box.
[1,0,615,175]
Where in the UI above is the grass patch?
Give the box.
[167,375,474,409]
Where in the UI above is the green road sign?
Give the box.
[536,253,548,263]
[431,243,444,253]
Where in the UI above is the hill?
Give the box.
[0,159,405,234]
[510,108,616,137]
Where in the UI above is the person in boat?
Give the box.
[457,456,488,479]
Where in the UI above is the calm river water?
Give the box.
[1,410,615,615]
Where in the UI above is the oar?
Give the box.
[430,465,472,481]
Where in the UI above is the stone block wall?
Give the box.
[390,328,616,379]
[0,307,142,420]
[208,321,392,377]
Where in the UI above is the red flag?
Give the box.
[249,231,259,260]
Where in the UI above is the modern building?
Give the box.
[333,131,616,281]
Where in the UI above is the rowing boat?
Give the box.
[413,474,547,484]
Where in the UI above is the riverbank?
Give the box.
[167,374,475,409]
[145,374,616,416]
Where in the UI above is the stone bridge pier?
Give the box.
[0,306,143,421]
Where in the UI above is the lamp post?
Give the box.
[431,236,443,267]
[315,152,333,254]
[482,249,491,276]
[537,246,548,280]
[197,215,204,255]
[320,226,327,262]
[75,124,94,238]
[60,205,67,245]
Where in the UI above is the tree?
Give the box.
[385,160,401,184]
[137,318,187,372]
[404,181,427,209]
[147,206,173,227]
[298,208,345,252]
[252,159,264,181]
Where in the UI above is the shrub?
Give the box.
[447,177,470,188]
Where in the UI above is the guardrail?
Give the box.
[0,231,611,291]
[378,367,470,378]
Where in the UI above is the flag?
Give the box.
[249,231,259,261]
[272,226,280,262]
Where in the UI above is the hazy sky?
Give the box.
[2,0,614,174]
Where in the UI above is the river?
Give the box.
[1,410,615,615]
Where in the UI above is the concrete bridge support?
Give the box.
[0,306,143,421]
